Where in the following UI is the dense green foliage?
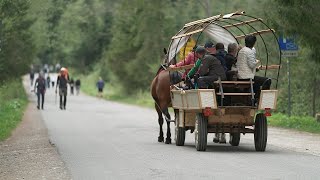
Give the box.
[0,79,28,140]
[1,0,319,117]
[0,0,35,81]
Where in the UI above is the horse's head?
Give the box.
[154,48,169,76]
[162,48,169,64]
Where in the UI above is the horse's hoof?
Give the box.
[165,138,172,144]
[158,136,164,142]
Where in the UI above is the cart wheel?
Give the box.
[195,113,208,151]
[254,113,268,151]
[174,110,185,146]
[229,133,240,146]
[175,126,186,146]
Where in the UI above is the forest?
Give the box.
[0,0,319,117]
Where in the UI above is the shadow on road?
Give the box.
[179,143,283,154]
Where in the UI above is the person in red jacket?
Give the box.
[169,46,200,79]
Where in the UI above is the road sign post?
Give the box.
[279,36,298,117]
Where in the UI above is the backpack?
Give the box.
[37,77,46,92]
[58,75,68,88]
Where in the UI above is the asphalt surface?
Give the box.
[27,75,320,179]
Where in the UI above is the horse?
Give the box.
[151,49,182,144]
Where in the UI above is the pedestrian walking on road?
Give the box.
[70,78,74,95]
[34,72,46,110]
[51,79,55,88]
[30,67,35,86]
[75,79,81,95]
[56,67,69,110]
[96,77,105,98]
[46,76,51,89]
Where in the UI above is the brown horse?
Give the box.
[151,49,181,144]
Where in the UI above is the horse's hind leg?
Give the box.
[163,108,172,144]
[155,103,164,142]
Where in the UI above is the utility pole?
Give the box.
[287,58,291,117]
[0,20,2,52]
[313,77,316,117]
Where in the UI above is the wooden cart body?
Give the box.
[171,88,278,134]
[164,11,282,151]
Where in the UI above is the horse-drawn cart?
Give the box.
[166,11,281,151]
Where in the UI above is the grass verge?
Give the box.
[268,113,320,134]
[0,79,28,141]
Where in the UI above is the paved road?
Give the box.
[29,75,320,180]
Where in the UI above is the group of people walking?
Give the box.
[32,66,105,110]
[32,67,82,110]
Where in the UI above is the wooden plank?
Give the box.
[223,18,262,29]
[184,15,221,28]
[216,93,254,96]
[214,81,252,84]
[235,29,275,39]
[218,106,256,109]
[258,65,281,70]
[171,29,203,39]
[167,64,194,71]
[207,127,254,133]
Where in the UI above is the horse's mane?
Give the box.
[155,64,168,76]
[155,53,170,76]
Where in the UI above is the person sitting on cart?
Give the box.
[185,46,205,88]
[225,43,238,80]
[169,45,200,80]
[187,46,227,143]
[187,46,226,89]
[204,41,216,54]
[236,35,271,102]
[214,43,228,73]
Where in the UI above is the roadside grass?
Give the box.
[268,113,320,134]
[75,70,320,134]
[0,79,28,141]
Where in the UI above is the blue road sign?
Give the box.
[279,36,298,51]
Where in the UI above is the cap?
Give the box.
[204,41,214,48]
[195,46,207,53]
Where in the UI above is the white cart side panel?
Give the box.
[171,90,184,109]
[185,90,200,109]
[258,90,278,110]
[199,89,217,109]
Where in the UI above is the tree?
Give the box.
[0,0,35,81]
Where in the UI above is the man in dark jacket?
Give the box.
[214,43,227,72]
[34,72,46,110]
[96,77,105,98]
[225,43,238,81]
[56,67,69,110]
[75,79,81,95]
[197,53,226,89]
[225,43,238,71]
